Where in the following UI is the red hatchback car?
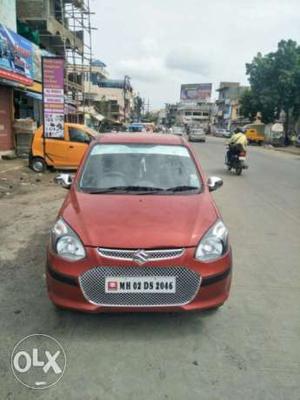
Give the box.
[47,134,232,312]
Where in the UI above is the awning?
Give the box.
[30,81,42,93]
[25,91,43,101]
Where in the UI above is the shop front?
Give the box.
[0,22,51,153]
[0,85,13,151]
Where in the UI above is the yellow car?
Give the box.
[245,128,265,145]
[29,123,97,172]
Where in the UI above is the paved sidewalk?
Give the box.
[263,144,300,156]
[273,145,300,156]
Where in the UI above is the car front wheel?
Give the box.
[30,157,47,173]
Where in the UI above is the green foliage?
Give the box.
[142,112,159,124]
[240,40,300,129]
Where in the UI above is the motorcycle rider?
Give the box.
[226,127,248,165]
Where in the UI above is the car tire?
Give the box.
[30,157,47,173]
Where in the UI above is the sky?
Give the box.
[90,0,300,109]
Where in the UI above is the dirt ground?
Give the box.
[0,159,65,262]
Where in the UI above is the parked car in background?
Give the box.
[172,126,185,136]
[29,123,97,172]
[128,123,146,133]
[214,128,231,138]
[49,133,232,313]
[188,127,206,142]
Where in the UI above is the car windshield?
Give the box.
[80,143,201,194]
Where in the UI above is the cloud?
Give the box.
[165,46,210,76]
[116,56,167,82]
[92,0,300,108]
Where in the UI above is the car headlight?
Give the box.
[195,220,229,262]
[51,218,86,261]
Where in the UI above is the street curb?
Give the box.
[262,144,300,156]
[273,148,300,156]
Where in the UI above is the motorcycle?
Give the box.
[225,145,248,175]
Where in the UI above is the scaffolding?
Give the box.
[58,0,95,122]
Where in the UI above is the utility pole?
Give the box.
[123,75,130,123]
[147,98,150,115]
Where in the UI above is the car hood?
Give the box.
[61,190,218,248]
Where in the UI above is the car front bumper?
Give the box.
[46,247,232,312]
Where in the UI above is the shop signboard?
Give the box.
[0,23,33,85]
[180,83,212,102]
[42,57,65,138]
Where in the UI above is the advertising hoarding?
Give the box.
[180,83,212,102]
[42,57,65,138]
[0,23,33,85]
[0,22,53,86]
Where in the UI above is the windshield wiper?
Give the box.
[165,185,200,193]
[83,186,164,194]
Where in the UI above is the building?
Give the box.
[165,103,178,127]
[176,101,213,130]
[216,82,249,129]
[0,0,95,152]
[17,0,93,121]
[0,0,17,31]
[0,0,44,152]
[83,63,134,127]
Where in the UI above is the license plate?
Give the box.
[239,156,246,160]
[105,276,176,294]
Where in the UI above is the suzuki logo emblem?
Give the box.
[132,250,149,265]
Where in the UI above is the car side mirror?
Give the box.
[207,176,223,192]
[54,173,73,189]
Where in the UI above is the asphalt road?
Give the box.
[0,137,299,400]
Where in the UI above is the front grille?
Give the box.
[79,266,201,307]
[97,248,184,261]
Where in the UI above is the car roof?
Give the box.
[96,133,185,145]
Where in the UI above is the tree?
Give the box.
[241,40,300,137]
[132,95,143,121]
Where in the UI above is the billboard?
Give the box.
[180,83,212,102]
[0,23,33,85]
[42,57,65,138]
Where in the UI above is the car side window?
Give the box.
[69,128,91,143]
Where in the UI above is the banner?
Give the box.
[42,57,65,138]
[0,23,33,85]
[180,83,212,102]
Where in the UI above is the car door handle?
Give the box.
[69,145,74,149]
